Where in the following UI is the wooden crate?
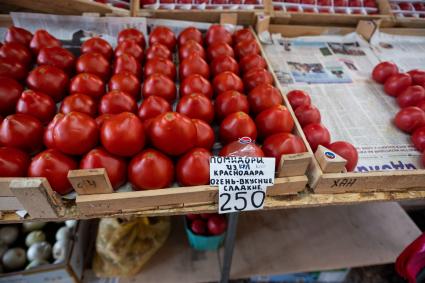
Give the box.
[381,0,425,28]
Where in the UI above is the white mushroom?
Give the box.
[55,226,71,241]
[52,240,68,260]
[27,242,52,261]
[65,220,77,229]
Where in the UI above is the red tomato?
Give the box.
[0,42,32,67]
[408,69,425,87]
[60,93,97,117]
[149,26,177,51]
[118,28,146,49]
[206,25,232,46]
[27,65,69,102]
[412,126,425,152]
[128,149,174,190]
[303,123,331,152]
[239,54,267,74]
[108,73,139,100]
[29,30,61,55]
[113,54,142,79]
[145,43,172,61]
[16,90,56,124]
[114,40,144,62]
[95,114,114,128]
[142,74,176,103]
[372,61,399,84]
[219,139,264,157]
[179,40,206,61]
[418,100,425,112]
[150,112,196,156]
[177,93,214,123]
[178,27,203,46]
[287,90,311,109]
[5,26,32,47]
[215,90,249,120]
[179,54,210,80]
[37,46,76,74]
[28,149,77,194]
[295,104,321,127]
[81,37,113,61]
[210,55,239,77]
[44,113,64,149]
[207,215,227,235]
[70,73,105,100]
[192,119,215,150]
[233,28,255,44]
[263,133,306,169]
[176,148,211,186]
[328,141,358,172]
[76,52,110,82]
[384,73,412,97]
[180,74,213,99]
[0,114,43,154]
[191,219,206,235]
[207,42,234,62]
[99,91,137,115]
[394,106,425,133]
[138,96,171,121]
[213,71,244,95]
[0,57,27,81]
[53,112,98,155]
[80,147,127,190]
[255,105,294,138]
[220,112,257,144]
[248,84,282,114]
[0,77,23,116]
[243,68,273,91]
[397,85,425,108]
[0,147,30,177]
[235,39,260,59]
[144,57,176,80]
[101,112,145,157]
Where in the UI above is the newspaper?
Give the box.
[263,32,422,172]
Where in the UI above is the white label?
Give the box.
[218,185,267,213]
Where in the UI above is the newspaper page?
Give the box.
[262,33,422,172]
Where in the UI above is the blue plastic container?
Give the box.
[184,218,225,251]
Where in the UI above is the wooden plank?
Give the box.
[68,169,114,195]
[278,152,312,177]
[130,0,140,17]
[0,197,24,211]
[0,178,14,197]
[268,24,355,37]
[220,13,238,26]
[314,145,347,174]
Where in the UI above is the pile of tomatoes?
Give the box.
[186,213,227,236]
[372,62,425,166]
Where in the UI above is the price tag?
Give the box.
[210,156,275,214]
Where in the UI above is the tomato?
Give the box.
[412,127,425,152]
[219,138,264,157]
[149,26,177,51]
[220,112,257,144]
[95,114,114,128]
[0,77,23,116]
[16,90,56,124]
[180,74,213,99]
[60,93,97,117]
[81,37,113,61]
[80,147,127,190]
[27,65,69,102]
[150,112,196,156]
[263,133,306,169]
[255,105,294,138]
[207,42,234,62]
[142,74,176,103]
[215,90,249,120]
[5,26,32,47]
[145,43,172,61]
[37,46,76,74]
[210,55,239,77]
[101,112,145,157]
[76,52,110,82]
[294,104,321,127]
[394,106,425,133]
[207,215,227,235]
[176,148,211,186]
[28,149,77,194]
[192,119,215,149]
[328,141,358,172]
[397,85,425,108]
[287,89,311,109]
[29,30,61,55]
[138,96,171,121]
[0,42,32,67]
[44,113,64,149]
[177,93,214,123]
[144,57,176,80]
[179,54,210,80]
[0,147,30,177]
[99,91,137,115]
[239,54,267,74]
[128,149,174,190]
[408,69,425,87]
[0,58,27,81]
[303,123,331,152]
[0,114,43,154]
[206,25,232,46]
[118,28,146,49]
[113,54,142,79]
[247,84,282,114]
[69,73,105,100]
[191,219,206,235]
[213,71,244,95]
[233,28,255,44]
[372,61,399,84]
[418,101,425,112]
[235,39,260,59]
[108,73,139,100]
[114,40,144,62]
[243,68,273,91]
[179,40,206,61]
[384,73,412,97]
[178,27,203,46]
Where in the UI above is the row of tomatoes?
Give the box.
[372,62,425,166]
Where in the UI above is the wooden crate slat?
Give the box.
[68,169,114,195]
[0,197,24,211]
